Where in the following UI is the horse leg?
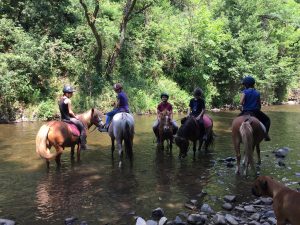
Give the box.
[54,145,64,167]
[117,140,123,167]
[111,137,115,159]
[71,145,75,160]
[233,137,241,175]
[193,141,197,158]
[76,144,81,162]
[256,144,261,165]
[198,139,203,152]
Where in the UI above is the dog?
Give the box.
[252,176,300,225]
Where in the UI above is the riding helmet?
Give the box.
[161,92,169,99]
[63,85,75,93]
[242,76,255,87]
[113,83,123,91]
[193,87,203,97]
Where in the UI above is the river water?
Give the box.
[0,105,299,224]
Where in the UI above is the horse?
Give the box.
[157,110,174,151]
[231,114,265,175]
[175,115,214,159]
[35,108,104,168]
[107,112,135,167]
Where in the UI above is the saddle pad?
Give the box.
[203,114,212,128]
[67,123,80,136]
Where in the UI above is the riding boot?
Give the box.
[98,124,108,132]
[80,135,87,150]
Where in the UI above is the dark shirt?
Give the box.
[59,96,70,120]
[157,102,173,112]
[242,88,261,111]
[117,91,129,112]
[189,98,205,117]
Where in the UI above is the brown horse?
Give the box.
[157,110,174,151]
[232,115,265,175]
[36,108,104,168]
[175,115,214,159]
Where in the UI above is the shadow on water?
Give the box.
[0,106,300,224]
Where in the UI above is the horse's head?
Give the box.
[175,135,189,158]
[90,108,105,128]
[159,110,172,133]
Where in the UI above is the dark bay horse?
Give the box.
[108,112,135,167]
[157,110,174,151]
[36,108,104,168]
[232,115,265,175]
[175,115,214,159]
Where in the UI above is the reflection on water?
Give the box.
[0,105,300,224]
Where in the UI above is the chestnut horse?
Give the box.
[232,115,265,175]
[157,110,174,151]
[36,108,104,168]
[175,115,214,159]
[108,112,135,167]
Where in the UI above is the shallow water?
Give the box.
[0,105,299,224]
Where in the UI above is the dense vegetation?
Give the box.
[1,0,299,121]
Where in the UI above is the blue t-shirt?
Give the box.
[189,98,205,117]
[242,88,261,111]
[117,91,129,112]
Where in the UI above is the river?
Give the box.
[0,105,299,224]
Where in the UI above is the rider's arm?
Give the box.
[67,100,77,118]
[240,93,245,110]
[196,108,205,120]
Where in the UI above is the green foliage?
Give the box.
[36,100,57,120]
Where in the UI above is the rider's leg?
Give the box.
[99,109,118,132]
[172,120,178,135]
[70,118,87,149]
[254,111,271,141]
[152,120,159,143]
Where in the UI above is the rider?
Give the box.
[99,83,130,132]
[188,87,211,141]
[239,75,271,141]
[59,85,87,150]
[152,92,178,141]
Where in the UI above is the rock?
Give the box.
[222,202,233,211]
[0,219,15,225]
[152,208,165,220]
[225,157,236,162]
[64,217,78,225]
[226,162,234,168]
[185,203,196,210]
[146,220,158,225]
[278,160,285,167]
[234,206,244,212]
[225,214,238,225]
[224,195,236,202]
[79,221,88,225]
[267,217,277,225]
[200,204,214,214]
[187,214,205,225]
[244,205,256,213]
[136,217,147,225]
[158,217,168,225]
[249,221,261,225]
[213,214,226,224]
[190,199,198,205]
[173,216,185,225]
[262,210,275,218]
[260,197,273,205]
[250,213,261,221]
[274,148,289,158]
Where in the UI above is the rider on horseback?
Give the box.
[99,83,130,132]
[152,92,178,142]
[59,85,87,150]
[188,87,211,141]
[239,76,271,141]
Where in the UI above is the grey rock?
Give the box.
[158,217,168,225]
[146,220,158,225]
[244,205,256,213]
[200,203,214,214]
[222,202,233,211]
[213,214,226,224]
[65,217,78,225]
[234,206,244,212]
[0,219,15,225]
[224,195,236,202]
[152,208,165,220]
[250,213,261,221]
[274,148,289,158]
[136,217,147,225]
[249,221,261,225]
[187,214,205,225]
[225,214,238,225]
[260,197,273,205]
[267,217,277,225]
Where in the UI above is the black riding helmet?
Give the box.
[63,85,75,93]
[193,87,203,97]
[242,76,255,88]
[161,92,169,99]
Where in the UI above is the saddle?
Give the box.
[242,114,266,133]
[62,120,80,136]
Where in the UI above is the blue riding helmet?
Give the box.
[242,76,255,87]
[63,85,75,93]
[161,92,169,99]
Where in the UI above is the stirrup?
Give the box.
[98,127,108,132]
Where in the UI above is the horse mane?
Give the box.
[177,116,197,138]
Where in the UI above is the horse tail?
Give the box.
[36,125,57,160]
[239,121,254,167]
[124,121,133,159]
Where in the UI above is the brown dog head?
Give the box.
[252,176,272,197]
